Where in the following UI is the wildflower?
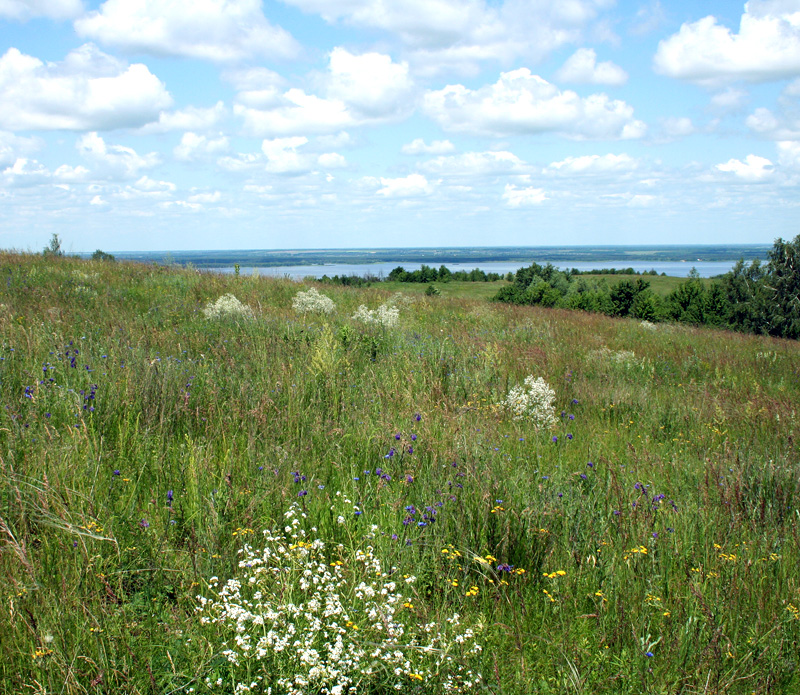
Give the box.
[292,287,336,315]
[139,519,149,529]
[203,294,255,321]
[501,376,556,428]
[352,302,400,327]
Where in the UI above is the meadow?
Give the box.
[1,251,798,694]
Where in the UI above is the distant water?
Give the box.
[211,260,743,280]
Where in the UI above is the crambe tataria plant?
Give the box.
[203,294,255,321]
[501,376,557,429]
[292,287,336,315]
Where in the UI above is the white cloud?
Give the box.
[75,0,299,62]
[188,191,222,204]
[556,48,628,86]
[709,87,749,113]
[139,102,226,134]
[282,0,614,76]
[0,0,83,21]
[234,48,414,136]
[317,152,347,168]
[226,67,286,108]
[777,140,800,167]
[627,194,658,207]
[377,173,432,197]
[502,184,547,206]
[77,132,160,179]
[0,131,42,166]
[217,137,346,175]
[401,138,455,155]
[545,152,637,174]
[2,158,50,187]
[133,176,175,193]
[422,69,645,139]
[660,116,696,138]
[746,106,800,139]
[716,154,774,181]
[420,150,524,175]
[174,132,230,161]
[0,44,171,131]
[325,47,414,118]
[262,136,312,174]
[654,2,800,84]
[630,0,665,36]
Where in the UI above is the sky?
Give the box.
[1,0,799,252]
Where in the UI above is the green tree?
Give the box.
[43,233,63,257]
[765,235,800,339]
[91,249,115,262]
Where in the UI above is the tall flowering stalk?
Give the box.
[196,504,483,694]
[501,376,557,429]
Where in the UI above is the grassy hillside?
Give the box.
[1,252,798,694]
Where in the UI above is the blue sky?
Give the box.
[1,0,798,252]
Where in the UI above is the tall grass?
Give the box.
[0,251,798,694]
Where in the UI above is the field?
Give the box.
[1,252,798,694]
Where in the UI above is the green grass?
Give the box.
[1,251,798,694]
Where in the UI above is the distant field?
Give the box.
[378,274,711,301]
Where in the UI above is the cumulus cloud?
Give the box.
[218,137,346,175]
[0,132,42,166]
[225,67,286,108]
[502,184,547,206]
[545,152,637,174]
[422,69,645,139]
[777,140,800,167]
[746,106,800,139]
[77,132,160,179]
[710,87,749,113]
[174,132,230,161]
[377,173,432,197]
[75,0,299,62]
[0,44,171,131]
[401,138,455,155]
[556,48,628,85]
[0,0,83,21]
[420,150,524,175]
[716,154,774,181]
[234,48,414,136]
[654,2,800,84]
[139,102,226,134]
[630,0,665,36]
[660,116,696,139]
[282,0,614,76]
[1,158,51,187]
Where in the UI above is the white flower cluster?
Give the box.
[202,294,255,321]
[501,376,557,429]
[196,503,483,694]
[352,303,399,328]
[292,287,336,315]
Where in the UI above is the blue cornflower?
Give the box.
[395,433,401,440]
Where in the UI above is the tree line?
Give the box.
[492,235,800,340]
